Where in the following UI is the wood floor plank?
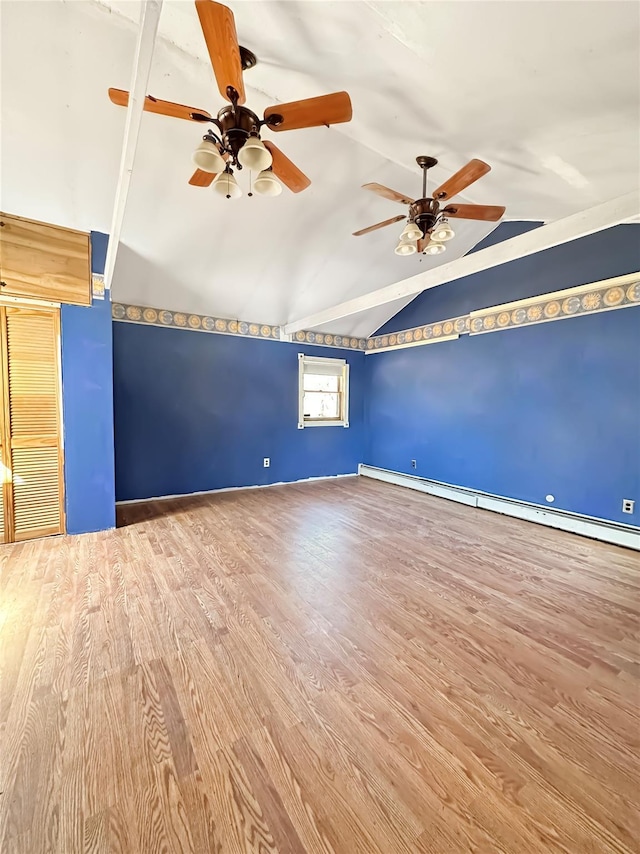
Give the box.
[1,477,638,853]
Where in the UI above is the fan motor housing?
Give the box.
[410,198,439,234]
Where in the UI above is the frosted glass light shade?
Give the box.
[424,240,446,255]
[192,139,226,173]
[238,136,272,172]
[212,171,242,199]
[400,221,422,242]
[253,170,282,197]
[395,240,417,256]
[432,219,455,242]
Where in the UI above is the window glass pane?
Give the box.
[303,391,340,419]
[303,373,339,392]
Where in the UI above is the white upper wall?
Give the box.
[1,1,638,336]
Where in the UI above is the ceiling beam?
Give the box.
[283,191,639,334]
[104,0,163,289]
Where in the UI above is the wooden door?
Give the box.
[0,304,65,542]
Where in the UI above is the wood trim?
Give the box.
[53,308,66,534]
[0,295,60,308]
[0,306,15,542]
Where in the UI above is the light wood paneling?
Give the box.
[0,212,90,305]
[0,478,638,853]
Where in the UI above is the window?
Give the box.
[298,354,349,428]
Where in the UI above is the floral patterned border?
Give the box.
[469,276,640,335]
[112,302,367,350]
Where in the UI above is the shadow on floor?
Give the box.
[116,492,238,527]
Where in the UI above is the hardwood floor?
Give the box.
[1,477,638,853]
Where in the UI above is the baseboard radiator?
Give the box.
[358,464,640,551]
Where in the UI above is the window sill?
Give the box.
[298,420,349,429]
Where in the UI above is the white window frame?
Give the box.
[298,353,350,428]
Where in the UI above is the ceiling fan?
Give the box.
[108,0,352,198]
[354,156,506,256]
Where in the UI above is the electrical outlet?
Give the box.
[622,499,634,514]
[263,457,270,468]
[411,459,417,469]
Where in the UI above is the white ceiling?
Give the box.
[1,1,638,336]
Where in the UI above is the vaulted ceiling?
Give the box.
[2,1,638,336]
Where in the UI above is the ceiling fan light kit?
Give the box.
[253,169,283,197]
[192,136,226,173]
[423,240,446,255]
[355,155,506,257]
[395,240,417,256]
[212,169,242,199]
[236,134,271,172]
[400,221,423,242]
[109,1,352,199]
[432,218,455,242]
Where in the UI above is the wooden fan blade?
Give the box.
[353,215,406,237]
[362,183,414,206]
[433,159,491,201]
[417,235,431,253]
[189,169,217,187]
[108,88,211,122]
[195,0,245,104]
[443,203,506,221]
[263,142,310,193]
[264,92,352,132]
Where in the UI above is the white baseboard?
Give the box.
[358,464,640,551]
[116,472,358,506]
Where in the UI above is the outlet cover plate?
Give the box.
[622,499,634,514]
[263,457,270,468]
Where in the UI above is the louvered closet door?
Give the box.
[3,306,64,541]
[0,325,7,543]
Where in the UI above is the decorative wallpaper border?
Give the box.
[365,272,639,354]
[367,315,469,351]
[292,328,367,350]
[112,302,367,350]
[111,272,639,355]
[92,273,105,300]
[469,275,640,335]
[113,302,281,341]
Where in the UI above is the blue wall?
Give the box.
[365,224,640,525]
[60,232,116,533]
[377,223,636,333]
[113,323,365,502]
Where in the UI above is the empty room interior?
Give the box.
[1,0,640,851]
